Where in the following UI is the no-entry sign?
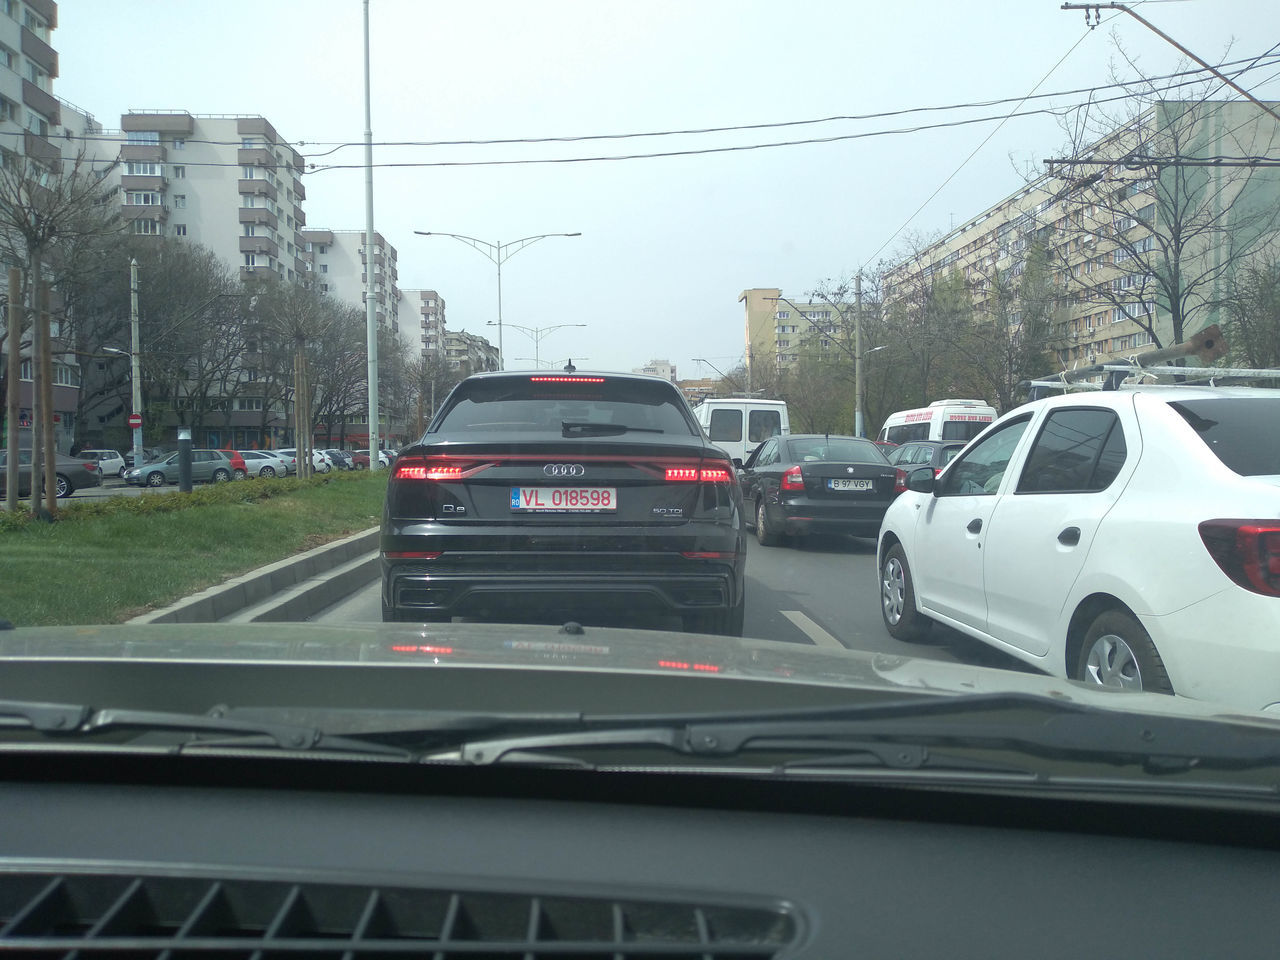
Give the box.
[128,413,143,429]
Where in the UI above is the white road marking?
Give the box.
[780,610,845,649]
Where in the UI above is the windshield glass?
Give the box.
[2,2,1280,806]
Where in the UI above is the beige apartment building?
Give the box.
[404,289,446,361]
[739,288,850,372]
[883,100,1280,373]
[444,329,498,375]
[302,229,402,334]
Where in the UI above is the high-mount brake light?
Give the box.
[529,376,606,383]
[658,660,722,673]
[1199,520,1280,597]
[665,465,734,483]
[383,551,444,560]
[781,465,805,491]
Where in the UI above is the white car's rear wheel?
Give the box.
[880,544,931,642]
[1075,609,1172,694]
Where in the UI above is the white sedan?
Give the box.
[237,450,291,478]
[878,386,1280,713]
[277,448,331,473]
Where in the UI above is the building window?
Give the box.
[127,130,161,145]
[320,284,329,293]
[319,264,328,273]
[124,162,162,176]
[171,165,185,178]
[0,96,16,123]
[319,245,328,254]
[125,192,161,206]
[172,194,186,208]
[131,219,163,236]
[174,224,187,236]
[0,44,13,71]
[237,398,264,412]
[171,138,185,150]
[241,137,261,149]
[241,195,257,208]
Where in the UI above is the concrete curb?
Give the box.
[129,526,380,624]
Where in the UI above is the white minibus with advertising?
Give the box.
[693,398,790,465]
[876,399,996,445]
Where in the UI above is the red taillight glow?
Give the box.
[383,551,443,559]
[529,376,606,383]
[894,468,908,494]
[781,465,805,491]
[680,551,736,559]
[391,644,454,654]
[658,660,722,673]
[1199,520,1280,597]
[665,464,733,483]
[394,457,488,481]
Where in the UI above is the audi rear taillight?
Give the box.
[894,468,907,494]
[781,465,805,491]
[1199,520,1280,598]
[665,462,734,483]
[394,456,488,481]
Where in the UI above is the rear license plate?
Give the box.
[511,487,617,511]
[828,478,874,491]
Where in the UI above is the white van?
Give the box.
[876,399,997,445]
[692,398,790,465]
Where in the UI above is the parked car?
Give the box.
[122,449,236,487]
[78,449,126,478]
[277,448,331,473]
[237,450,290,478]
[381,370,746,634]
[347,452,370,470]
[884,440,967,476]
[122,447,166,471]
[355,448,391,468]
[220,450,249,480]
[739,434,899,546]
[0,450,102,499]
[878,385,1280,712]
[323,449,354,470]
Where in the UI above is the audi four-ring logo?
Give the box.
[544,463,586,477]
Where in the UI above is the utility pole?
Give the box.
[5,268,20,512]
[128,258,142,469]
[854,273,865,438]
[39,284,55,516]
[362,0,380,469]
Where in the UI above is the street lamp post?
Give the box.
[414,231,581,371]
[490,321,586,369]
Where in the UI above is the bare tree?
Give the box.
[1223,254,1280,368]
[0,149,119,514]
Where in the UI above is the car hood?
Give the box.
[2,621,1276,728]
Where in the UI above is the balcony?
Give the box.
[301,229,333,245]
[239,236,280,258]
[295,256,308,277]
[121,144,165,163]
[238,207,279,229]
[237,147,277,170]
[26,0,56,26]
[293,205,305,226]
[20,80,59,126]
[23,130,60,165]
[237,178,278,200]
[360,251,385,267]
[240,265,278,281]
[121,112,192,134]
[237,116,279,145]
[21,28,58,79]
[122,204,168,222]
[120,174,166,192]
[292,178,305,201]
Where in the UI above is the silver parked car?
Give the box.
[0,450,103,498]
[122,450,235,487]
[237,450,290,478]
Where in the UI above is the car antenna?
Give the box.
[564,359,577,372]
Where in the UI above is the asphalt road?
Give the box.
[312,532,1041,676]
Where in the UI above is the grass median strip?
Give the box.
[0,471,387,626]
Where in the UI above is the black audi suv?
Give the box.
[381,370,746,634]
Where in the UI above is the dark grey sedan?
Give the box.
[0,450,103,498]
[739,434,899,546]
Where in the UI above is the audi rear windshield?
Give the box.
[1168,397,1280,477]
[430,376,699,436]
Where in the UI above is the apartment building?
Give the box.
[302,229,402,334]
[633,359,677,382]
[739,288,849,371]
[113,112,309,282]
[883,100,1280,373]
[404,289,445,360]
[444,329,498,375]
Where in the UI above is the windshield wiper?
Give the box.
[411,693,1280,777]
[562,420,664,436]
[0,698,412,758]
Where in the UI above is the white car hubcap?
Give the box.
[1084,634,1143,690]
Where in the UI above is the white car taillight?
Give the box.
[1198,520,1280,598]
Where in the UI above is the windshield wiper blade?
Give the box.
[561,420,664,436]
[0,698,410,758]
[423,693,1280,775]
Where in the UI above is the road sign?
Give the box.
[128,413,143,429]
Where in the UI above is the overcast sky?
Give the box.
[57,1,1280,378]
